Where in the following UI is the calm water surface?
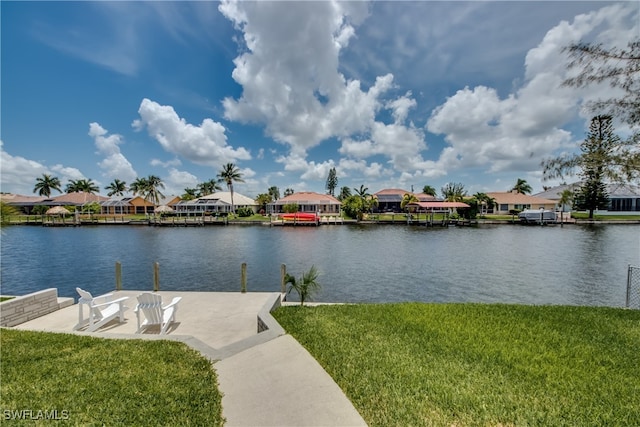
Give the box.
[1,224,638,306]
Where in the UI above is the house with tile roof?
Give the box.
[268,192,341,215]
[487,191,557,215]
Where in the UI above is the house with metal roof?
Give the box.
[174,192,257,215]
[268,192,341,215]
[535,183,640,213]
[2,192,108,214]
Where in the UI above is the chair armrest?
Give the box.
[93,293,114,302]
[163,297,182,310]
[92,296,129,308]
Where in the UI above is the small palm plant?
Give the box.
[285,265,321,306]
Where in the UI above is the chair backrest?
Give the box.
[76,287,94,304]
[137,293,164,325]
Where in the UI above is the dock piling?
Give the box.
[115,261,122,291]
[241,263,247,293]
[153,262,160,291]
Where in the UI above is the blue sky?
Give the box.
[1,1,637,198]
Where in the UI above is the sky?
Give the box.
[1,1,638,199]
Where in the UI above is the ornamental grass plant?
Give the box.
[0,329,224,425]
[274,303,640,427]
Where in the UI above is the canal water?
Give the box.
[1,224,638,306]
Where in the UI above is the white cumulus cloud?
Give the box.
[133,98,251,168]
[88,122,138,183]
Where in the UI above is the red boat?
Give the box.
[280,212,318,222]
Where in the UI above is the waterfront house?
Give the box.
[3,192,108,214]
[174,192,257,215]
[535,183,640,214]
[268,192,341,215]
[487,191,556,214]
[373,189,411,212]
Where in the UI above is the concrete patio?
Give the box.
[11,290,367,426]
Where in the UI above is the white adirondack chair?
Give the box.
[134,293,182,335]
[73,288,129,332]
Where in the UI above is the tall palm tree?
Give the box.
[66,179,99,194]
[268,186,280,201]
[105,179,127,197]
[33,174,61,197]
[217,163,244,215]
[284,188,295,197]
[145,175,165,207]
[512,178,533,194]
[130,176,164,214]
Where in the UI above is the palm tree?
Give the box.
[268,186,280,201]
[105,179,127,197]
[441,182,466,202]
[130,176,164,214]
[255,193,273,213]
[198,179,222,197]
[145,175,165,207]
[512,178,532,194]
[181,188,198,201]
[338,186,351,201]
[284,188,295,197]
[558,189,574,226]
[400,193,419,211]
[66,179,99,194]
[217,163,244,215]
[33,174,62,197]
[422,185,437,197]
[285,265,321,306]
[473,192,496,216]
[353,185,377,219]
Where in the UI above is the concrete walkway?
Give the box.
[12,290,367,426]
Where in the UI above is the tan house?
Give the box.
[268,192,341,215]
[101,195,181,215]
[487,192,557,214]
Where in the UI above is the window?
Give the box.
[500,204,508,211]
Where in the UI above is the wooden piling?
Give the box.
[241,263,247,293]
[115,261,122,291]
[153,262,160,291]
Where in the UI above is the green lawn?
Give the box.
[0,329,224,425]
[273,303,640,427]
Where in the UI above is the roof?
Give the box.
[274,192,341,205]
[487,192,556,205]
[51,192,108,204]
[0,194,46,204]
[197,191,256,206]
[408,201,470,209]
[374,188,410,196]
[534,182,640,199]
[414,193,438,202]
